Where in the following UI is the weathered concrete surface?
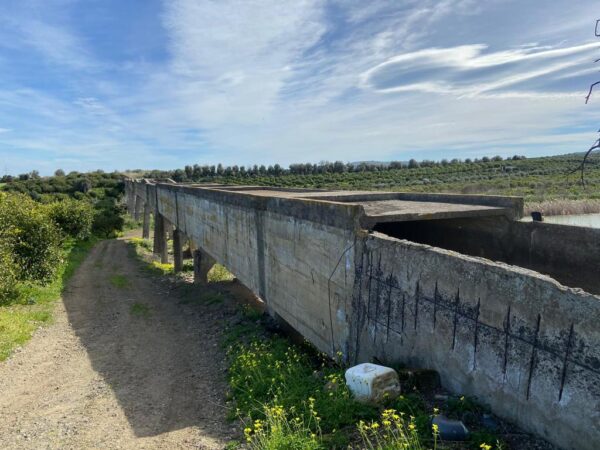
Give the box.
[125,180,600,450]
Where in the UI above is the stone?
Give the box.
[345,363,401,403]
[432,415,469,441]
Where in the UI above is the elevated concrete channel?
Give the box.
[125,179,600,450]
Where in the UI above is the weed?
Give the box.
[208,264,235,283]
[130,237,153,252]
[130,302,151,318]
[109,274,129,288]
[356,408,436,450]
[149,261,174,275]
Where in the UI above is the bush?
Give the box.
[92,198,125,238]
[0,193,62,283]
[0,243,18,305]
[44,198,94,240]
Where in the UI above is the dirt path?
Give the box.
[0,239,235,449]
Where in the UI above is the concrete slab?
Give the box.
[358,199,510,227]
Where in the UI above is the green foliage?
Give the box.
[149,153,600,203]
[0,242,18,305]
[244,404,323,450]
[226,324,379,448]
[208,264,235,283]
[0,238,97,360]
[92,198,125,238]
[0,193,62,284]
[44,198,94,239]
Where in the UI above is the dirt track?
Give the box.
[0,238,235,449]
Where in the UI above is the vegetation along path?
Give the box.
[0,238,234,449]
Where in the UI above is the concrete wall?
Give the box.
[374,216,600,294]
[125,180,600,449]
[147,183,361,354]
[349,233,600,450]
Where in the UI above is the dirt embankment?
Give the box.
[0,238,237,449]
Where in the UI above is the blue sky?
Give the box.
[0,0,599,175]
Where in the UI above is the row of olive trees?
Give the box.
[0,193,94,304]
[138,154,527,182]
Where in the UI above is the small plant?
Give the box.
[130,302,151,318]
[243,403,322,450]
[208,264,235,283]
[110,274,129,288]
[356,408,436,450]
[130,237,153,252]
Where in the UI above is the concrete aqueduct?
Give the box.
[125,179,600,450]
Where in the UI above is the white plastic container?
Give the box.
[345,363,401,403]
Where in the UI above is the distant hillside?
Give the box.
[140,153,599,202]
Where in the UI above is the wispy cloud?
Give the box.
[362,42,598,97]
[0,0,599,174]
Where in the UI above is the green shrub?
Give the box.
[0,193,62,283]
[92,198,125,237]
[0,243,18,304]
[44,198,94,239]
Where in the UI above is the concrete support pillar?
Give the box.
[173,229,184,273]
[134,196,143,222]
[127,185,135,216]
[142,203,151,239]
[193,249,216,285]
[153,213,168,263]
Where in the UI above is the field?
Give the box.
[135,153,600,205]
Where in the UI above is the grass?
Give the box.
[225,308,505,450]
[208,264,235,282]
[130,302,151,318]
[0,237,98,361]
[109,274,129,288]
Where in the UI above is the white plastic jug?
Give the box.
[345,363,401,403]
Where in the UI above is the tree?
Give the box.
[575,20,600,184]
[54,169,65,177]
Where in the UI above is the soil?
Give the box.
[0,238,239,449]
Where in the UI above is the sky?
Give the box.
[0,0,599,175]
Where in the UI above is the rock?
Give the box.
[345,363,401,403]
[432,415,469,441]
[397,368,440,391]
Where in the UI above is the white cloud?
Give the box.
[361,42,598,97]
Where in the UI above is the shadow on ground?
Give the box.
[62,238,238,440]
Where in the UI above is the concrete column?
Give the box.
[173,229,184,273]
[134,196,143,221]
[193,249,216,285]
[142,203,151,239]
[153,213,168,263]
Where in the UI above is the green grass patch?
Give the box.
[208,264,235,283]
[109,274,129,288]
[0,237,97,361]
[130,237,153,252]
[130,302,151,318]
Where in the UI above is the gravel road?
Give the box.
[0,238,235,449]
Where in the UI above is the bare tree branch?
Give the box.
[574,20,600,184]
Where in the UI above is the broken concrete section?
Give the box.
[125,180,600,450]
